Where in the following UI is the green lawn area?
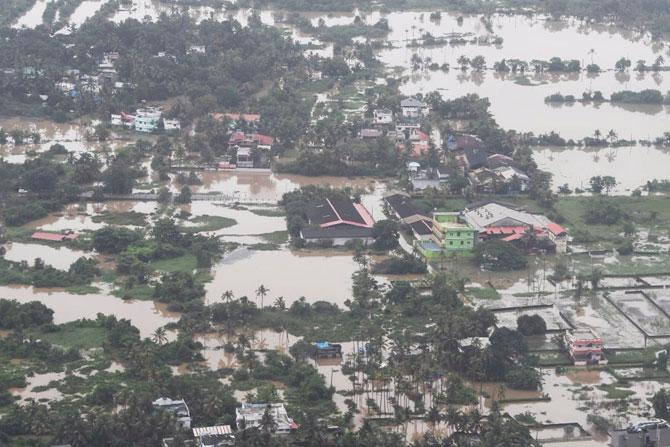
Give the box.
[464,287,500,301]
[249,208,286,217]
[28,324,106,350]
[180,215,236,233]
[111,283,154,301]
[259,230,289,244]
[598,383,635,399]
[554,196,670,242]
[91,211,147,226]
[150,254,198,273]
[66,284,101,295]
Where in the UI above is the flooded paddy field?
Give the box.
[534,145,670,193]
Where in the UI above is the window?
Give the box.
[461,241,464,245]
[449,241,453,246]
[457,232,460,237]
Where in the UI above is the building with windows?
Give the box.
[373,108,393,124]
[235,403,297,434]
[400,97,428,118]
[134,107,162,132]
[463,201,568,253]
[192,426,234,446]
[431,212,477,252]
[564,329,606,366]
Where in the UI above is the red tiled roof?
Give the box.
[502,233,524,242]
[255,134,274,146]
[547,222,566,236]
[31,232,78,242]
[213,112,261,122]
[484,226,528,235]
[228,132,274,146]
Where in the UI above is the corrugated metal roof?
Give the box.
[193,426,232,436]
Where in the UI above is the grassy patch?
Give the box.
[28,324,106,350]
[598,383,635,399]
[65,284,101,295]
[464,287,500,301]
[111,283,154,301]
[536,352,572,367]
[180,215,236,233]
[91,211,147,227]
[247,243,281,251]
[249,208,286,217]
[554,196,670,242]
[150,254,198,273]
[259,230,289,244]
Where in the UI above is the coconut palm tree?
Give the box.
[152,327,168,345]
[255,284,269,307]
[607,129,618,144]
[221,290,234,303]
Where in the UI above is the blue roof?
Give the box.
[314,342,331,349]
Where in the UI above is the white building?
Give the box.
[111,114,123,126]
[493,166,530,192]
[373,108,393,124]
[163,119,181,131]
[134,107,162,133]
[236,403,297,434]
[463,202,568,253]
[189,45,206,54]
[400,97,428,118]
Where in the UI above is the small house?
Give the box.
[360,128,383,139]
[565,329,606,366]
[188,45,206,55]
[163,119,181,131]
[312,342,342,359]
[236,403,297,434]
[493,166,530,192]
[446,134,483,152]
[400,98,428,118]
[373,108,393,124]
[410,219,433,241]
[384,194,429,225]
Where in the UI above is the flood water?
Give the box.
[534,145,670,192]
[1,284,179,337]
[205,247,358,306]
[2,242,88,270]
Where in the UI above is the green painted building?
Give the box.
[431,212,477,252]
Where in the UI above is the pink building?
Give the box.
[565,329,607,366]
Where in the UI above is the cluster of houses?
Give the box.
[155,398,297,447]
[363,97,532,194]
[363,97,431,156]
[54,52,129,102]
[384,195,568,257]
[450,139,531,194]
[210,113,274,170]
[111,107,181,133]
